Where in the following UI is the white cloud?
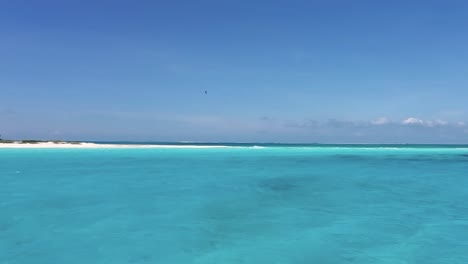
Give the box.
[456,121,466,127]
[371,117,390,125]
[402,117,452,127]
[434,119,448,125]
[425,119,448,127]
[402,117,424,125]
[285,119,319,128]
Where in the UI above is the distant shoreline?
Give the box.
[0,141,234,149]
[1,140,468,149]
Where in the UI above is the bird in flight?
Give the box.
[204,90,208,95]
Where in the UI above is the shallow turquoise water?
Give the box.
[1,146,468,263]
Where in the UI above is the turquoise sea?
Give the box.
[1,144,468,263]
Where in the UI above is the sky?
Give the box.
[1,0,468,143]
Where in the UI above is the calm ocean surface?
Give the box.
[1,145,468,263]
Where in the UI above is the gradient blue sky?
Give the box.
[1,0,468,143]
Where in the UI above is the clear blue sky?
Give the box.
[1,0,468,143]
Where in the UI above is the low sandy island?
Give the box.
[0,142,233,149]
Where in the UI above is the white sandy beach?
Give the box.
[0,142,232,149]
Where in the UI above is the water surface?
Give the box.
[1,145,468,263]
